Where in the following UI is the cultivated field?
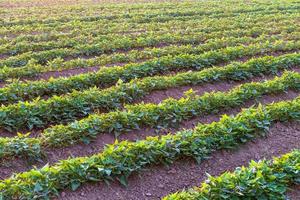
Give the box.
[0,0,299,199]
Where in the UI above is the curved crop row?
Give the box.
[1,40,300,105]
[2,30,299,81]
[0,70,299,159]
[39,71,300,145]
[0,12,297,56]
[0,56,300,132]
[1,10,295,47]
[2,18,299,68]
[1,3,258,27]
[1,94,300,199]
[163,150,300,200]
[1,3,297,36]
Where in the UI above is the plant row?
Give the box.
[0,12,297,56]
[1,92,300,199]
[1,18,298,68]
[1,10,294,47]
[1,3,246,27]
[2,30,298,81]
[1,39,300,106]
[163,149,300,200]
[0,70,299,159]
[1,49,300,133]
[36,71,300,146]
[1,3,296,35]
[0,4,277,38]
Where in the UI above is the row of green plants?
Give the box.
[1,39,299,106]
[163,149,300,200]
[1,49,300,133]
[133,6,300,24]
[1,93,300,199]
[37,71,300,146]
[0,70,299,159]
[0,3,275,37]
[2,18,297,68]
[1,2,244,27]
[5,0,297,22]
[1,2,295,35]
[1,12,297,56]
[1,10,294,48]
[2,11,281,45]
[2,30,298,81]
[0,9,271,43]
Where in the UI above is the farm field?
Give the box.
[0,0,300,199]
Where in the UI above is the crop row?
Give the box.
[2,2,292,23]
[2,18,299,68]
[1,49,300,133]
[1,39,300,106]
[0,70,299,159]
[1,11,295,47]
[1,3,297,36]
[1,92,300,199]
[0,12,297,56]
[1,3,252,27]
[163,149,300,200]
[1,5,282,37]
[3,30,299,81]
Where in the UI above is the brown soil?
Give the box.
[0,54,9,60]
[56,120,300,200]
[35,65,101,80]
[0,82,6,88]
[288,185,300,199]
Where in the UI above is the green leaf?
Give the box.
[118,175,128,187]
[34,182,43,192]
[71,181,81,191]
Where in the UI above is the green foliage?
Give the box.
[163,150,300,200]
[1,39,300,105]
[2,30,297,81]
[0,71,299,160]
[0,16,298,71]
[1,94,300,199]
[1,46,300,132]
[1,1,300,199]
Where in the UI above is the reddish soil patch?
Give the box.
[0,82,6,88]
[288,185,300,199]
[35,65,101,80]
[0,54,9,60]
